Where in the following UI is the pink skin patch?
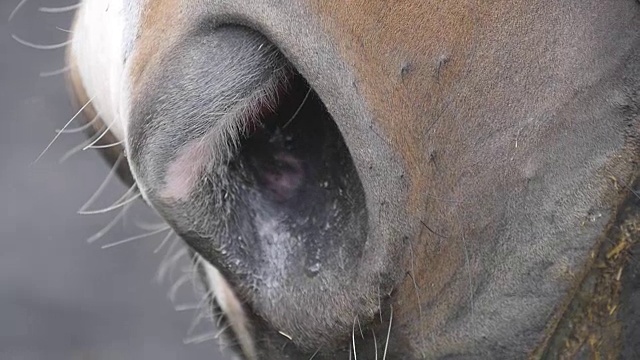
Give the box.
[159,137,306,203]
[160,137,212,201]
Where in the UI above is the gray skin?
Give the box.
[81,0,640,358]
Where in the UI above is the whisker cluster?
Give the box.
[12,1,232,357]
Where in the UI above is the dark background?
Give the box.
[1,1,231,359]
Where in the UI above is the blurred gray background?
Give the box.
[1,1,231,359]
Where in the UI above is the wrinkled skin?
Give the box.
[66,0,640,358]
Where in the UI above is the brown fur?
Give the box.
[128,0,186,101]
[307,1,640,356]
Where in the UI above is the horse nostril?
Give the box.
[127,23,381,353]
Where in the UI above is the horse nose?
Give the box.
[126,23,384,353]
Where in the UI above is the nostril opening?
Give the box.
[222,67,371,348]
[237,74,314,203]
[226,69,369,275]
[237,76,360,209]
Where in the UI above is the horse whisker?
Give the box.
[8,0,29,21]
[56,113,100,134]
[183,325,227,345]
[12,34,72,50]
[308,348,321,360]
[78,190,140,215]
[39,3,81,13]
[154,230,175,254]
[382,305,393,360]
[157,238,181,282]
[58,126,108,164]
[56,26,73,33]
[40,65,71,77]
[159,248,189,283]
[174,302,202,312]
[352,317,358,360]
[86,202,132,244]
[100,226,171,250]
[186,292,215,336]
[34,96,95,163]
[356,316,364,339]
[372,329,378,360]
[134,219,171,231]
[168,272,196,302]
[59,137,93,163]
[283,87,312,128]
[88,140,124,149]
[82,121,114,150]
